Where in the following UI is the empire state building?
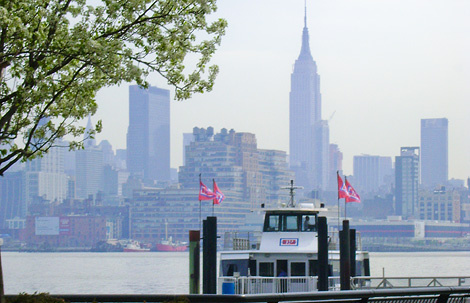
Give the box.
[289,7,329,191]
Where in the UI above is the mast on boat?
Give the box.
[281,180,303,208]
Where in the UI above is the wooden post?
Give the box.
[202,217,217,294]
[349,229,356,277]
[189,230,200,294]
[317,216,329,291]
[340,220,351,290]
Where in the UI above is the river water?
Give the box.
[2,251,470,294]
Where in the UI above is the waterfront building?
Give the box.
[421,118,448,188]
[0,171,25,228]
[289,7,328,191]
[126,85,170,184]
[130,186,250,243]
[179,127,245,198]
[361,194,394,219]
[418,188,460,222]
[179,127,293,208]
[395,147,420,219]
[350,219,469,241]
[22,215,107,248]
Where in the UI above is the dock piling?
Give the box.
[189,230,200,294]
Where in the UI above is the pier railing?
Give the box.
[352,276,470,289]
[218,276,470,294]
[219,276,318,294]
[6,287,470,303]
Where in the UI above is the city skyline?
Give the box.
[94,0,470,180]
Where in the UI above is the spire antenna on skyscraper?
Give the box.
[304,0,307,28]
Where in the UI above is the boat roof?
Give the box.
[262,206,328,214]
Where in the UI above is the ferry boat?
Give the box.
[218,183,370,294]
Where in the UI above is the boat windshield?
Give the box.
[263,213,317,232]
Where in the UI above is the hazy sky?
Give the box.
[94,0,470,180]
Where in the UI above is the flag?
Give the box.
[337,172,349,199]
[213,180,225,205]
[199,180,216,200]
[345,178,361,203]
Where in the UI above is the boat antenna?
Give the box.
[281,180,303,208]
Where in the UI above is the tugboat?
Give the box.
[218,180,370,294]
[155,221,188,252]
[122,240,150,252]
[155,236,188,252]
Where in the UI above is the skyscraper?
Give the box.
[328,144,343,191]
[353,155,393,195]
[395,147,420,219]
[0,171,25,228]
[24,144,67,205]
[421,118,448,188]
[314,120,329,190]
[75,117,103,199]
[127,85,170,184]
[289,6,328,191]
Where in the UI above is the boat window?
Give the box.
[227,264,237,276]
[264,215,280,232]
[259,262,274,277]
[291,262,306,276]
[264,213,318,232]
[302,215,316,231]
[308,260,318,276]
[283,215,299,231]
[249,259,257,276]
[221,260,249,276]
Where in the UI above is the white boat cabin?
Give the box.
[218,206,370,294]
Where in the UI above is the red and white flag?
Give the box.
[345,178,361,203]
[199,180,216,201]
[213,180,225,205]
[337,172,349,199]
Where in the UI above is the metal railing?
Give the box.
[5,286,470,303]
[352,276,470,289]
[218,276,470,294]
[219,276,318,294]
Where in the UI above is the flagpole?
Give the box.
[337,171,340,233]
[199,174,202,231]
[344,176,348,219]
[212,179,215,216]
